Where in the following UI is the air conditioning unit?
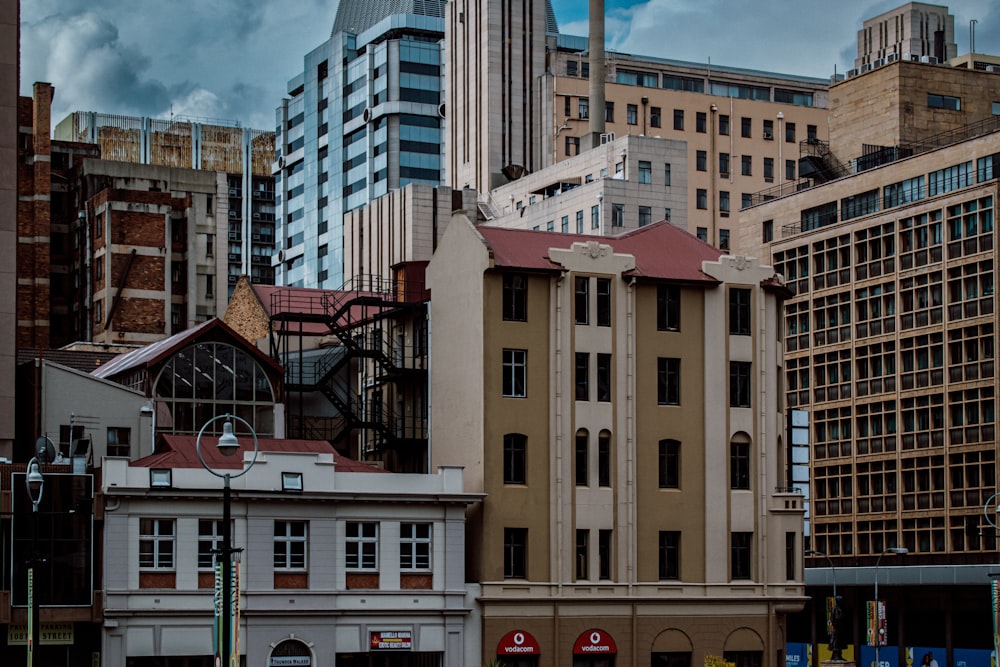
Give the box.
[986,65,1000,73]
[600,132,615,144]
[903,53,919,62]
[920,55,938,64]
[763,129,773,140]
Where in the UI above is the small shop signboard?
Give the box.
[573,629,617,655]
[497,630,541,656]
[370,630,412,651]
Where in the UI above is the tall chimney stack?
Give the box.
[586,0,606,149]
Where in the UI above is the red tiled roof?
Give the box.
[134,435,387,473]
[476,220,724,284]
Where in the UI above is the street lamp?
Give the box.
[196,414,259,667]
[873,547,908,667]
[807,549,842,659]
[25,458,44,667]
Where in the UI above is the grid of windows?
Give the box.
[814,464,854,516]
[274,520,307,571]
[140,518,175,570]
[346,522,378,570]
[400,523,431,570]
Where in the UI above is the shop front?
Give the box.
[496,629,541,667]
[572,628,617,667]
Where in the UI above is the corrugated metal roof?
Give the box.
[134,435,387,473]
[17,348,123,373]
[476,220,724,284]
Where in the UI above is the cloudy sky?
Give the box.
[20,0,1000,131]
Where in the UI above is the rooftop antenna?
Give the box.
[970,19,978,55]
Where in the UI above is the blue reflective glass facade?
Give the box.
[275,12,445,289]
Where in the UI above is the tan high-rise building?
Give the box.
[854,2,956,70]
[428,216,804,666]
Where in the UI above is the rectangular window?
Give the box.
[657,285,680,331]
[561,215,569,233]
[346,521,378,570]
[730,361,752,408]
[807,124,818,142]
[504,528,527,578]
[274,520,307,570]
[612,203,624,227]
[575,430,589,485]
[696,150,707,171]
[140,518,175,570]
[719,114,730,135]
[596,278,611,326]
[786,159,796,181]
[598,431,611,486]
[696,227,708,242]
[719,152,730,176]
[502,274,527,321]
[579,98,589,119]
[696,111,707,133]
[657,357,680,405]
[597,353,612,402]
[502,349,527,397]
[785,121,796,143]
[638,206,652,227]
[696,189,707,210]
[673,109,684,130]
[741,155,752,176]
[107,427,131,457]
[605,102,614,122]
[576,210,584,233]
[743,193,754,210]
[599,530,612,579]
[576,352,590,401]
[198,519,222,570]
[732,532,753,579]
[659,531,680,579]
[764,157,774,180]
[763,220,774,243]
[741,116,751,138]
[659,439,680,488]
[763,119,774,140]
[730,288,751,335]
[575,276,589,324]
[565,135,580,156]
[638,160,652,184]
[731,441,750,489]
[503,433,527,484]
[591,204,600,229]
[720,191,730,213]
[928,93,960,110]
[576,530,589,580]
[664,163,672,186]
[627,104,638,125]
[650,106,661,127]
[719,229,730,250]
[785,532,796,580]
[400,523,431,571]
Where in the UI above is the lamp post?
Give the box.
[196,414,259,667]
[807,549,842,660]
[25,458,44,667]
[873,547,908,667]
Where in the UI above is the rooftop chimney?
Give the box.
[586,0,606,149]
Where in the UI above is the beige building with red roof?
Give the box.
[428,215,803,666]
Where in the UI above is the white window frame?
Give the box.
[139,518,175,570]
[502,349,527,398]
[198,519,223,570]
[274,520,308,571]
[400,523,432,571]
[346,521,379,571]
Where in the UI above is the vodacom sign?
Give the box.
[572,628,618,655]
[497,630,541,656]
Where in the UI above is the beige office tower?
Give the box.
[445,0,556,194]
[854,2,956,70]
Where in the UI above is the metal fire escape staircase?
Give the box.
[270,276,427,458]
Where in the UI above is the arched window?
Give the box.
[730,432,752,490]
[576,429,589,486]
[153,342,277,436]
[503,433,527,484]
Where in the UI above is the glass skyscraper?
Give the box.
[275,0,445,288]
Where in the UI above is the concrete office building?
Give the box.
[273,0,446,289]
[853,2,956,70]
[736,47,1000,661]
[429,216,804,666]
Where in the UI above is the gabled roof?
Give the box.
[476,220,724,284]
[17,348,123,373]
[92,318,283,380]
[134,435,387,473]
